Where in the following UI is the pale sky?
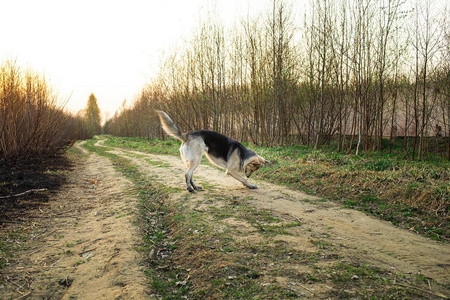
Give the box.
[1,0,447,121]
[0,0,270,119]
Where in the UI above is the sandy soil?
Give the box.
[1,139,449,299]
[1,142,149,299]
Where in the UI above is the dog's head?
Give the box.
[244,156,270,178]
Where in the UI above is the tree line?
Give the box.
[0,59,102,165]
[104,0,450,160]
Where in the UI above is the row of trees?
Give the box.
[0,59,102,165]
[105,0,450,159]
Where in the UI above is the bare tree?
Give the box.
[267,0,296,145]
[350,0,375,155]
[410,0,441,159]
[103,0,450,160]
[374,0,404,152]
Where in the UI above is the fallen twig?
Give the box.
[29,241,60,254]
[49,258,62,268]
[84,178,100,184]
[0,188,47,199]
[0,220,18,224]
[394,282,448,299]
[10,280,24,289]
[79,247,97,256]
[298,283,314,294]
[107,247,120,262]
[64,185,87,188]
[17,291,32,298]
[31,228,47,240]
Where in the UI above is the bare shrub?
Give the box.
[0,59,78,165]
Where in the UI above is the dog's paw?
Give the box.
[247,184,258,189]
[194,186,203,190]
[187,187,195,192]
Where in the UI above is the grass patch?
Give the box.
[251,144,450,241]
[103,135,180,156]
[80,136,440,299]
[83,138,312,298]
[326,262,419,298]
[0,228,29,271]
[100,136,450,241]
[83,139,189,299]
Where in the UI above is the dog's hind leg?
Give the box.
[190,178,202,191]
[185,171,195,192]
[185,160,202,192]
[181,138,204,192]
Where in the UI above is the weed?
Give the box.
[310,239,334,250]
[0,228,29,271]
[327,262,424,299]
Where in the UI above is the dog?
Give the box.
[156,111,269,192]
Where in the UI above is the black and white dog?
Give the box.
[156,111,269,192]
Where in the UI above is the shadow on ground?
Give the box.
[0,155,75,225]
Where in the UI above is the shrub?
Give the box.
[0,59,79,165]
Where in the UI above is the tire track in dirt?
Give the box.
[1,141,150,299]
[107,145,450,291]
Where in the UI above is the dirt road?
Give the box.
[1,142,148,299]
[2,139,449,299]
[113,144,450,294]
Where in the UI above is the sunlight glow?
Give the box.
[1,0,266,118]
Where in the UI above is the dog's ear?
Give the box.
[247,158,261,167]
[252,160,262,167]
[256,156,270,165]
[256,157,270,165]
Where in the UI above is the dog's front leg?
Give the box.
[226,170,258,189]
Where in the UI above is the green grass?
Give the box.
[81,138,313,298]
[326,262,416,298]
[0,228,30,271]
[81,138,190,299]
[246,143,449,241]
[99,135,450,241]
[77,136,442,299]
[103,135,180,156]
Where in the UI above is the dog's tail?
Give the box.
[156,110,187,142]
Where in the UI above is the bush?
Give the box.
[0,59,80,165]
